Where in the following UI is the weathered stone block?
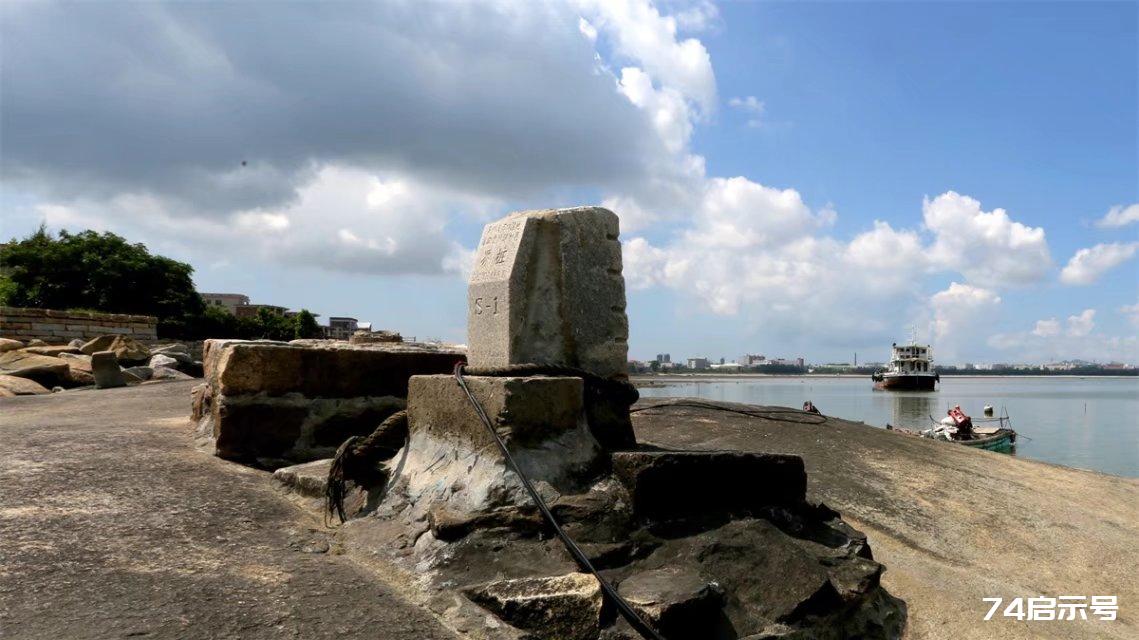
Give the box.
[211,393,405,466]
[204,340,462,398]
[617,567,725,637]
[408,374,584,449]
[467,207,628,379]
[398,374,601,516]
[91,350,126,389]
[611,450,807,520]
[464,573,603,640]
[0,338,24,353]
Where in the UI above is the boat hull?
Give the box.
[960,428,1017,451]
[874,374,937,391]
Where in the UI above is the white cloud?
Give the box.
[575,0,717,114]
[728,95,766,127]
[1122,301,1139,328]
[988,308,1137,364]
[923,191,1052,287]
[930,283,1001,357]
[1095,203,1139,228]
[1031,318,1061,338]
[1066,309,1096,337]
[1059,242,1139,285]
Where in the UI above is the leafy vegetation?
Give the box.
[1,226,322,341]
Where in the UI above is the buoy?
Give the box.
[983,404,994,416]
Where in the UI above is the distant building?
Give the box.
[741,354,766,366]
[326,316,359,340]
[656,353,671,364]
[710,362,742,371]
[201,292,250,315]
[235,303,289,319]
[687,357,710,370]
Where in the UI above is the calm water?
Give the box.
[637,376,1139,478]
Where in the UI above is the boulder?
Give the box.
[23,345,81,357]
[81,335,151,364]
[617,567,725,637]
[91,351,126,389]
[610,450,807,521]
[58,352,93,372]
[0,338,25,353]
[151,343,190,356]
[0,351,72,387]
[27,339,47,347]
[151,366,193,381]
[273,459,334,498]
[0,374,52,396]
[67,338,85,349]
[122,366,153,381]
[149,353,180,369]
[464,573,603,640]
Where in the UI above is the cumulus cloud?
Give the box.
[922,192,1052,287]
[1059,242,1139,285]
[1066,309,1096,337]
[929,283,1001,359]
[1095,203,1139,228]
[1032,318,1061,338]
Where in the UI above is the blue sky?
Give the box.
[2,1,1136,365]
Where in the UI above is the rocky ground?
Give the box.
[0,381,457,640]
[631,398,1138,640]
[2,383,1135,640]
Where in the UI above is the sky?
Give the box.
[1,0,1136,365]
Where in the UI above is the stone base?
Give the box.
[392,374,603,520]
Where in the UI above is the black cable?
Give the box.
[630,399,828,425]
[453,363,666,640]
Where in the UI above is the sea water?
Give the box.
[636,376,1139,478]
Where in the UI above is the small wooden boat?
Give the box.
[886,406,1018,452]
[956,427,1017,451]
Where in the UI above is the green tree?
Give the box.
[254,307,293,341]
[293,309,322,339]
[0,226,205,337]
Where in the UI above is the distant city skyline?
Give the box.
[3,1,1135,364]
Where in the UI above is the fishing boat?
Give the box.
[887,406,1017,452]
[871,330,939,391]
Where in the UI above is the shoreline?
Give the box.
[632,372,1139,381]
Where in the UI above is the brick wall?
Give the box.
[0,307,158,344]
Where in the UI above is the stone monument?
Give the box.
[467,207,628,379]
[320,205,904,639]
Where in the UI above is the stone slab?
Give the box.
[204,340,463,398]
[610,450,807,520]
[467,207,628,379]
[464,573,603,640]
[91,350,126,389]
